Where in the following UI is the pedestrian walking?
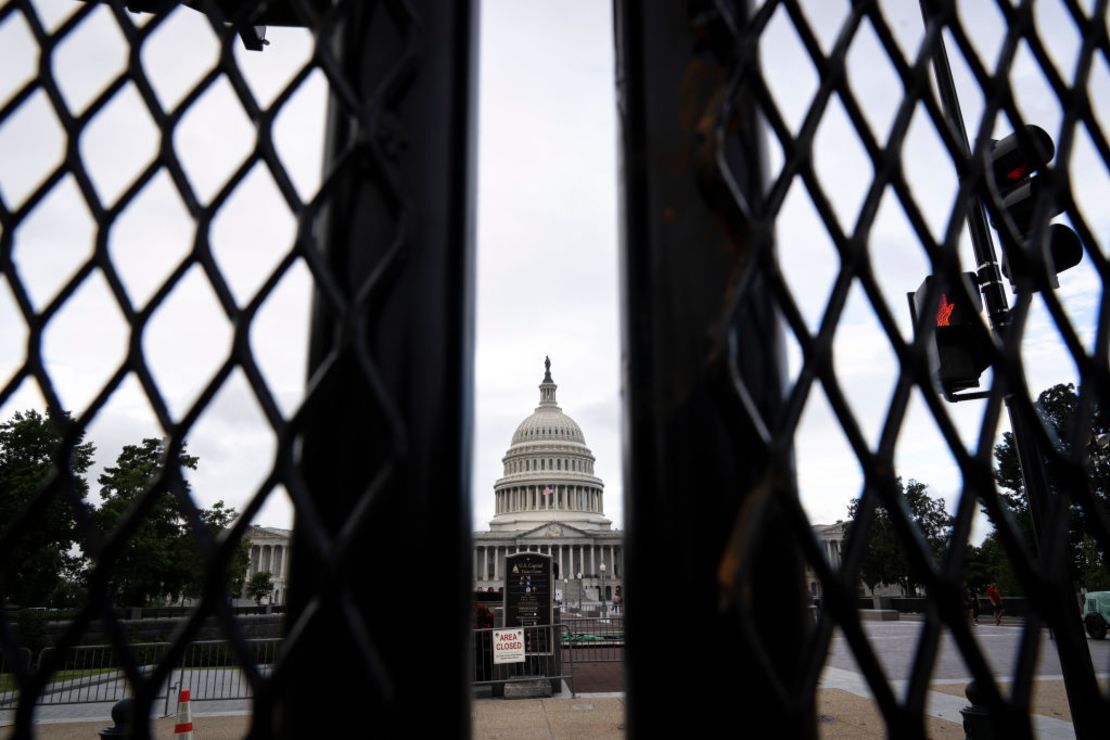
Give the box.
[987,582,1004,625]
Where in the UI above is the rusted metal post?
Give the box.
[616,2,814,735]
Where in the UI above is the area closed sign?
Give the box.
[492,628,525,664]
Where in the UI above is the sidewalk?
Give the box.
[1,691,952,739]
[0,697,627,740]
[3,680,1088,739]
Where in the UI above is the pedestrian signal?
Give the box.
[909,273,990,400]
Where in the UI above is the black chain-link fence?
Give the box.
[2,1,474,736]
[618,0,1109,737]
[1,0,1108,737]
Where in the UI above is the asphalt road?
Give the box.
[827,619,1110,684]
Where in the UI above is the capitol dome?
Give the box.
[511,408,585,445]
[489,358,610,532]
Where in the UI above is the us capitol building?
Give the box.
[473,359,623,605]
[240,360,623,606]
[239,360,845,606]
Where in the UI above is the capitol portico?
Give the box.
[474,359,623,605]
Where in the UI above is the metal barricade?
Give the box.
[170,638,281,704]
[472,624,572,696]
[561,616,625,666]
[0,647,32,709]
[0,638,281,710]
[12,642,169,708]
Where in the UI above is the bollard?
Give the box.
[98,698,131,738]
[959,680,996,740]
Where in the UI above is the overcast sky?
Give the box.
[1,0,1107,548]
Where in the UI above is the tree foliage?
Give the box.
[992,383,1110,590]
[92,438,248,606]
[0,410,94,606]
[247,571,274,605]
[966,533,1022,596]
[3,411,251,608]
[846,478,952,596]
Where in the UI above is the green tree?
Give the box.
[975,532,1023,597]
[991,383,1110,590]
[179,500,251,601]
[0,410,94,606]
[247,571,274,605]
[961,542,994,591]
[93,439,246,606]
[846,478,952,596]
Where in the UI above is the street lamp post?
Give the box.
[563,577,568,613]
[599,562,608,620]
[576,572,582,612]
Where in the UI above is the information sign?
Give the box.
[492,628,525,664]
[504,552,552,653]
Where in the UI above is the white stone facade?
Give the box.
[807,522,846,598]
[241,525,291,606]
[474,360,623,605]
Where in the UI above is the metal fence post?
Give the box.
[616,2,814,735]
[272,3,478,737]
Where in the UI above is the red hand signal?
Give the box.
[936,294,955,326]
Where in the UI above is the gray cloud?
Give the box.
[1,0,1107,554]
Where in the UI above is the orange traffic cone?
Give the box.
[174,688,193,739]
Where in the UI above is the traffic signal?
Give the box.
[909,273,990,399]
[986,125,1082,291]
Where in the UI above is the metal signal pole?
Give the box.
[918,3,1104,735]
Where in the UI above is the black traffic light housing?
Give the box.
[80,1,325,51]
[908,272,991,401]
[986,125,1082,291]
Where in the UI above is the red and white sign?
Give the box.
[492,628,526,664]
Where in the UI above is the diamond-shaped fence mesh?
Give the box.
[1,0,474,736]
[618,0,1109,737]
[2,0,1109,737]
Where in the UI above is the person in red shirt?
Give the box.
[475,603,495,629]
[986,583,1004,626]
